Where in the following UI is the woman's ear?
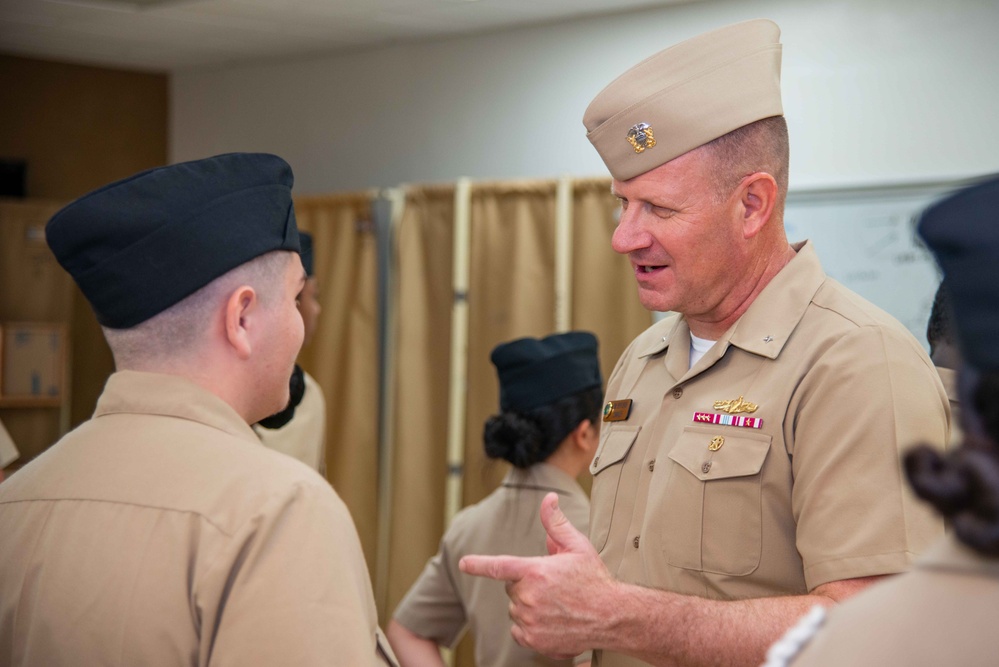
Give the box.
[572,418,598,451]
[224,285,257,360]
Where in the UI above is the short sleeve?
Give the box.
[392,538,467,648]
[790,325,948,590]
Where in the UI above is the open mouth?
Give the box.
[637,264,667,274]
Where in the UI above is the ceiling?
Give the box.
[0,0,699,72]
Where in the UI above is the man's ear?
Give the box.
[738,172,778,239]
[224,285,258,360]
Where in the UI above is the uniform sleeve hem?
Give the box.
[804,550,919,591]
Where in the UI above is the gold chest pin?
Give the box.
[708,436,724,451]
[712,396,758,414]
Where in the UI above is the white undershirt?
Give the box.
[689,333,716,369]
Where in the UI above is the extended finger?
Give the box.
[459,554,530,581]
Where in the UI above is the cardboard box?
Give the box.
[0,322,67,404]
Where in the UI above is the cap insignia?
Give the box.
[626,123,657,153]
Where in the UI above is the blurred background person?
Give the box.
[255,230,328,475]
[388,331,602,667]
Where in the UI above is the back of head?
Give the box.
[46,152,301,366]
[483,332,603,469]
[906,175,999,555]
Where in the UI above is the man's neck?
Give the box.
[687,242,797,340]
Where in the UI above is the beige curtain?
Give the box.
[385,185,456,619]
[293,193,381,574]
[383,178,649,663]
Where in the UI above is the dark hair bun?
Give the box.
[483,412,546,469]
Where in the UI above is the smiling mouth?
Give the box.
[638,264,667,273]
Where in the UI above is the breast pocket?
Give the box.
[660,426,771,576]
[588,425,640,553]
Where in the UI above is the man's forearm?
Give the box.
[596,576,882,667]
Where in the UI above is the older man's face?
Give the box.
[610,147,746,319]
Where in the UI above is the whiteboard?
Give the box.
[783,181,973,350]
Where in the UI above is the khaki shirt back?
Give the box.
[0,370,395,667]
[394,463,590,667]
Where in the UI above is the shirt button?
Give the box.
[672,387,683,399]
[648,459,655,472]
[701,461,712,474]
[633,536,640,548]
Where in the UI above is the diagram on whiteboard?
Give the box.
[783,184,962,350]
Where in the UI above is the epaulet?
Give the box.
[760,605,827,667]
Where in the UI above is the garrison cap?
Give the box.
[583,19,783,181]
[46,153,300,329]
[492,331,602,412]
[918,175,999,371]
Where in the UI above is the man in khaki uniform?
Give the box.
[461,19,948,667]
[0,154,396,666]
[767,177,999,667]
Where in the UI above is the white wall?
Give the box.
[171,0,999,195]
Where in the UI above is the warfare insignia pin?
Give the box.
[626,122,657,153]
[603,399,633,422]
[712,396,758,414]
[708,436,725,451]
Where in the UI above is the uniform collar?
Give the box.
[918,533,999,578]
[637,240,825,362]
[94,370,260,444]
[502,462,585,497]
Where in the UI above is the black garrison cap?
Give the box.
[299,231,314,277]
[918,175,999,371]
[46,153,300,329]
[491,331,602,412]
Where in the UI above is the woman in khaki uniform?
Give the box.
[388,332,602,667]
[765,177,999,667]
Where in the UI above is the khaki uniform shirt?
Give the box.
[786,535,999,666]
[0,370,396,667]
[254,371,328,475]
[590,242,948,667]
[0,419,18,469]
[394,463,590,667]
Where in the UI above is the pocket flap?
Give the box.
[591,426,641,475]
[667,426,771,481]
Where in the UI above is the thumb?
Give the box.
[540,492,593,556]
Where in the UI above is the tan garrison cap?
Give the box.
[583,19,783,181]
